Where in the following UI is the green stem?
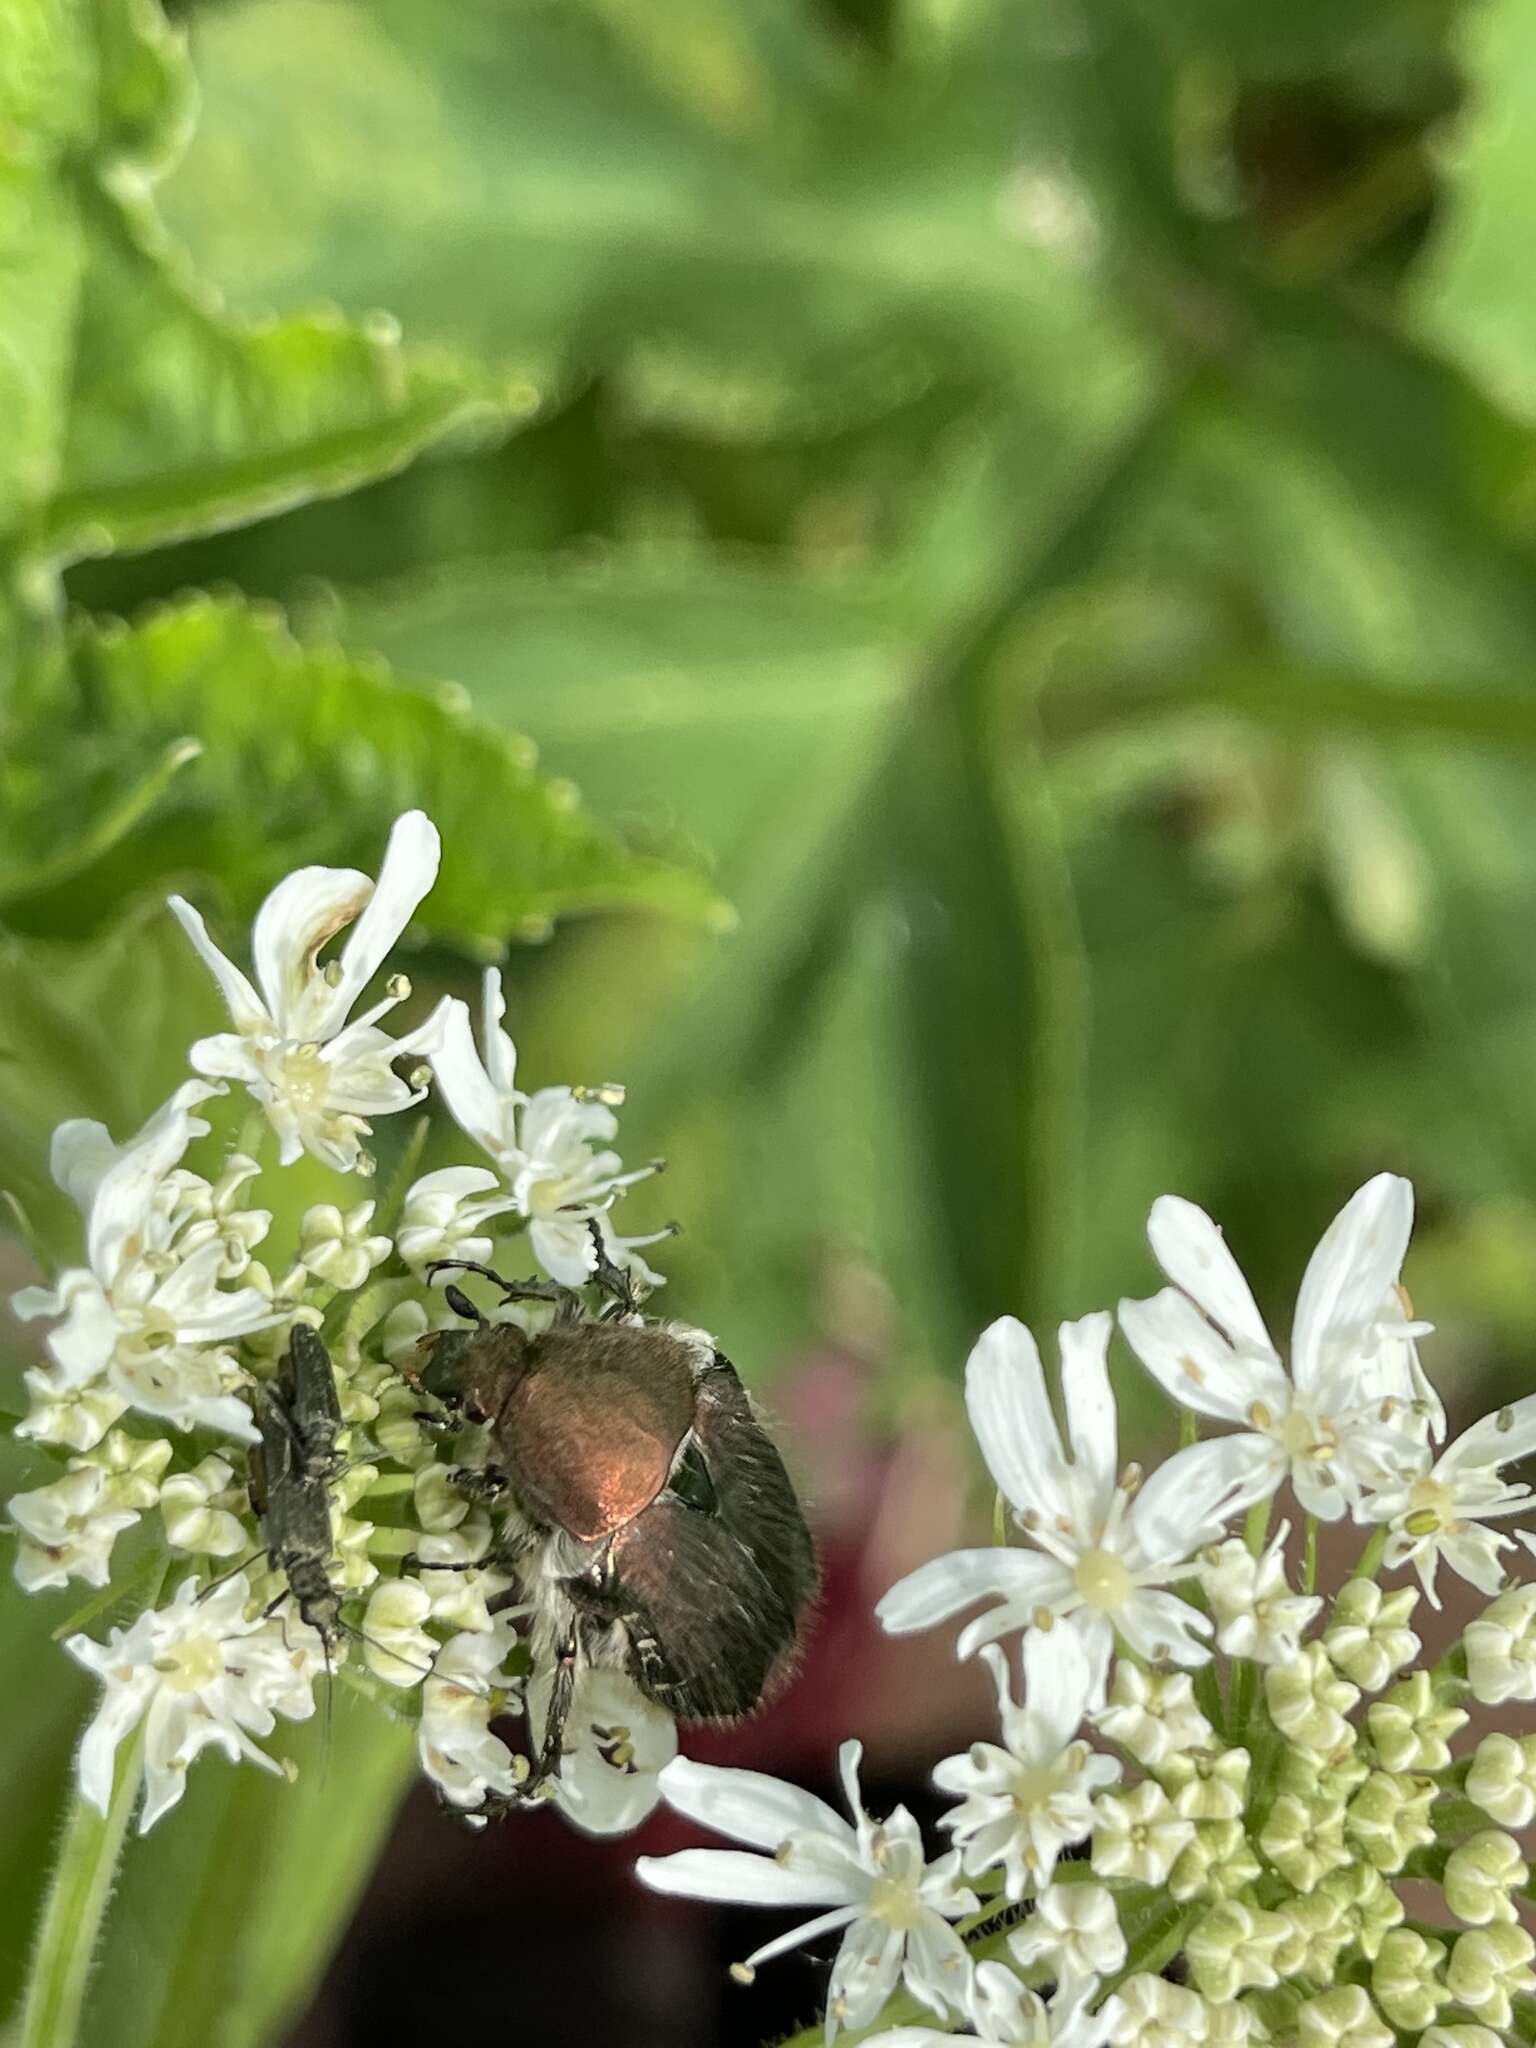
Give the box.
[17,1725,145,2048]
[1302,1516,1319,1595]
[1352,1525,1388,1583]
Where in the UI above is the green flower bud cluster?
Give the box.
[1079,1542,1536,2048]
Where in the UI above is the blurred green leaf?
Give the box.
[81,1690,413,2048]
[1412,0,1536,420]
[158,0,1145,435]
[1,593,725,946]
[0,0,489,582]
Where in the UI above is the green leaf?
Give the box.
[79,1690,414,2048]
[1,0,490,576]
[157,0,1144,436]
[1412,0,1536,421]
[2,593,724,947]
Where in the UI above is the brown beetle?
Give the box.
[415,1253,817,1805]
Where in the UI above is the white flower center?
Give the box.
[1012,1756,1073,1812]
[1406,1474,1455,1533]
[274,1043,333,1115]
[155,1634,225,1693]
[868,1874,922,1930]
[1074,1547,1132,1612]
[1277,1403,1338,1464]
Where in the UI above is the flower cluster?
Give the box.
[638,1176,1536,2047]
[6,813,674,1834]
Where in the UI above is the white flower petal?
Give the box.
[480,967,519,1097]
[1113,1588,1213,1666]
[1058,1312,1117,1517]
[964,1317,1069,1521]
[635,1849,855,1908]
[1129,1432,1274,1565]
[876,1548,1069,1639]
[655,1755,854,1851]
[250,863,373,1036]
[1290,1172,1412,1395]
[1019,1620,1094,1752]
[429,998,511,1162]
[85,1082,219,1284]
[1146,1194,1275,1359]
[1117,1287,1284,1425]
[168,896,269,1034]
[321,810,440,1038]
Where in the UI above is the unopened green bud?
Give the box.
[1321,1863,1404,1959]
[1094,1664,1213,1772]
[1267,1643,1360,1755]
[1325,1578,1421,1692]
[1168,1819,1260,1903]
[1172,1747,1250,1822]
[1275,1888,1352,1979]
[1344,1769,1436,1873]
[1419,2028,1504,2048]
[1443,1829,1528,1927]
[1372,1927,1449,2029]
[1466,1730,1536,1828]
[1260,1789,1351,1891]
[1367,1670,1468,1772]
[1445,1923,1536,2028]
[373,1384,434,1466]
[1465,1584,1536,1706]
[1112,1974,1207,2045]
[1091,1779,1194,1885]
[413,1463,471,1534]
[1296,1984,1392,2047]
[1184,1899,1287,2000]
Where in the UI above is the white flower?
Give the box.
[868,1970,1121,2047]
[1360,1394,1536,1603]
[65,1573,322,1831]
[10,1467,143,1591]
[429,969,659,1286]
[638,1740,978,2039]
[1200,1524,1321,1664]
[418,1618,525,1811]
[1008,1881,1127,1981]
[12,1082,276,1444]
[1118,1175,1435,1522]
[169,810,448,1172]
[296,1202,393,1292]
[932,1629,1118,1898]
[413,1518,515,1634]
[532,1666,677,1836]
[1093,1664,1212,1771]
[159,1455,248,1556]
[875,1313,1252,1704]
[1109,1975,1210,2046]
[362,1576,437,1688]
[395,1165,519,1272]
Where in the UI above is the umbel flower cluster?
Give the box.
[7,812,676,1834]
[636,1182,1536,2048]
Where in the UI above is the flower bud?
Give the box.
[1344,1769,1436,1874]
[1320,1863,1404,1959]
[1091,1779,1194,1884]
[1007,1880,1125,1978]
[1296,1985,1392,2047]
[298,1200,392,1293]
[1366,1670,1467,1772]
[413,1462,471,1534]
[1168,1819,1260,1903]
[159,1454,247,1556]
[1094,1663,1213,1771]
[1324,1579,1420,1692]
[1445,1923,1536,2028]
[1172,1747,1250,1822]
[1109,1973,1208,2047]
[1419,2028,1505,2048]
[1465,1584,1536,1706]
[1443,1830,1528,1927]
[1185,1899,1286,2000]
[1275,1888,1352,1979]
[1259,1788,1351,1892]
[1267,1643,1359,1755]
[1466,1730,1536,1828]
[1372,1927,1449,2029]
[363,1577,436,1688]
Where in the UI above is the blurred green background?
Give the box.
[9,0,1536,2040]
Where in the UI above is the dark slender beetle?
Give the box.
[412,1240,818,1811]
[248,1325,346,1653]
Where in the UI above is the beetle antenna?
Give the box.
[196,1546,269,1603]
[443,1283,483,1325]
